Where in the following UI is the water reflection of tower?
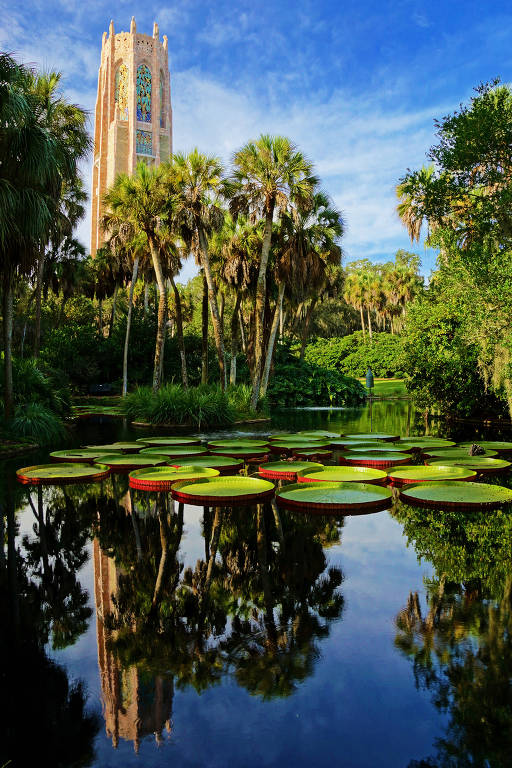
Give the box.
[93,538,173,752]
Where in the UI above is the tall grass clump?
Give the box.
[11,402,66,445]
[122,384,240,429]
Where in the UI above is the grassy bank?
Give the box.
[121,384,268,429]
[357,378,409,398]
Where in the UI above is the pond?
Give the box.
[2,401,512,767]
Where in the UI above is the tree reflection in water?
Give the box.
[393,501,512,767]
[92,484,345,751]
[0,478,99,767]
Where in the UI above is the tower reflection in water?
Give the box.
[91,486,345,754]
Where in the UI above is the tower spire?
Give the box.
[130,16,136,34]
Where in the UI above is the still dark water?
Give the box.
[2,401,512,768]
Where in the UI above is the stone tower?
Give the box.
[90,17,173,255]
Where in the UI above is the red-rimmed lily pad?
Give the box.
[136,436,202,446]
[345,445,414,454]
[16,462,110,485]
[387,464,476,486]
[422,447,498,459]
[296,430,341,439]
[425,457,512,475]
[330,439,389,450]
[292,449,333,460]
[297,466,388,485]
[170,456,244,474]
[342,433,400,442]
[339,451,410,469]
[268,435,327,443]
[210,448,270,460]
[394,437,455,449]
[98,453,168,472]
[172,476,275,506]
[139,446,209,458]
[50,449,106,463]
[85,442,142,453]
[207,439,269,449]
[458,441,512,456]
[129,465,219,491]
[258,460,324,481]
[275,481,392,513]
[269,440,331,454]
[400,481,512,510]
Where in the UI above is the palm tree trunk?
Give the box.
[122,256,139,397]
[109,283,118,336]
[201,272,209,385]
[2,274,14,421]
[251,204,274,409]
[198,226,226,389]
[98,298,103,334]
[148,236,167,391]
[360,305,366,340]
[230,291,242,386]
[33,247,45,357]
[219,291,225,336]
[367,307,373,343]
[239,307,246,353]
[170,274,188,388]
[279,300,284,339]
[261,283,285,397]
[299,297,317,361]
[144,282,149,316]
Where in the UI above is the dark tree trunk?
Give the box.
[230,291,242,386]
[201,272,209,385]
[251,204,274,409]
[3,274,14,421]
[123,256,139,396]
[33,247,45,357]
[299,297,317,361]
[170,274,188,388]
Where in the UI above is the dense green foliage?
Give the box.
[304,331,404,378]
[267,346,366,407]
[121,383,265,428]
[398,80,512,416]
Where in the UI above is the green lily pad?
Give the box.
[292,449,333,459]
[296,430,341,438]
[136,436,202,446]
[343,433,400,442]
[330,439,389,449]
[210,448,269,459]
[129,465,219,491]
[400,481,512,510]
[86,442,142,453]
[259,461,324,479]
[339,451,410,467]
[298,466,388,484]
[425,457,511,474]
[394,437,456,448]
[269,434,327,442]
[172,476,275,505]
[207,439,269,449]
[423,447,498,459]
[98,453,168,470]
[50,449,104,463]
[345,445,414,454]
[17,462,110,485]
[170,456,244,474]
[387,464,476,484]
[276,481,392,512]
[139,446,209,458]
[459,441,512,453]
[270,440,331,451]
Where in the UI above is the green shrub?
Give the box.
[304,332,405,378]
[10,402,66,445]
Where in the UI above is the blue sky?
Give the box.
[4,0,512,279]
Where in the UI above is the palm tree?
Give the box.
[166,151,227,388]
[103,162,169,391]
[396,164,436,242]
[343,267,367,340]
[0,55,89,419]
[228,135,318,408]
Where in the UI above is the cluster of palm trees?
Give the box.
[0,54,90,419]
[342,252,423,340]
[101,138,344,408]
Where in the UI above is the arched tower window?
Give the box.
[160,71,165,128]
[115,64,129,121]
[136,64,152,122]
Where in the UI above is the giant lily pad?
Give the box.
[394,437,455,448]
[297,466,388,485]
[342,433,400,442]
[136,436,202,446]
[400,481,512,510]
[459,441,512,455]
[296,430,341,439]
[170,455,244,474]
[86,442,142,453]
[345,445,414,454]
[50,449,106,463]
[339,451,410,468]
[207,439,269,449]
[276,481,392,513]
[270,440,330,454]
[425,457,512,475]
[330,439,389,450]
[129,465,219,491]
[17,462,110,485]
[139,446,209,458]
[98,453,168,471]
[269,434,326,443]
[259,460,324,480]
[210,447,270,459]
[423,447,498,459]
[172,476,275,505]
[387,464,476,486]
[292,449,333,460]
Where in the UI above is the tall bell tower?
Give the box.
[90,17,173,255]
